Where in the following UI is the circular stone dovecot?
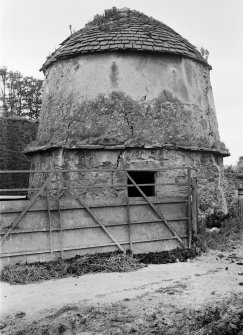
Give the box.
[26,7,229,216]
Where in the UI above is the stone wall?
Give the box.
[223,167,242,214]
[30,148,227,215]
[0,116,38,192]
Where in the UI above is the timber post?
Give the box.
[191,178,198,235]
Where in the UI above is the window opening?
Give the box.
[127,171,155,197]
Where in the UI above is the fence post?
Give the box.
[191,178,198,235]
[55,170,63,260]
[124,169,133,254]
[46,181,53,255]
[187,168,192,248]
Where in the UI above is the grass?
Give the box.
[0,252,144,285]
[0,247,202,285]
[134,246,201,264]
[197,216,242,251]
[0,247,200,285]
[6,291,243,335]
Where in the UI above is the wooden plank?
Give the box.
[187,168,192,247]
[0,236,188,258]
[46,183,53,254]
[62,179,126,253]
[0,218,188,235]
[0,176,52,243]
[125,172,133,253]
[55,172,63,259]
[130,202,187,222]
[0,188,43,192]
[1,203,187,233]
[131,221,187,240]
[0,182,189,193]
[0,197,188,214]
[191,178,198,235]
[126,172,185,248]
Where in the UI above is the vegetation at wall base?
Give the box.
[197,216,242,251]
[0,247,201,285]
[134,245,201,264]
[0,252,144,285]
[206,212,232,228]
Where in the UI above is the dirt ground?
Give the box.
[1,238,243,334]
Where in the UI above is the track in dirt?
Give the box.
[1,239,243,335]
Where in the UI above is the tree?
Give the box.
[0,67,43,119]
[199,47,209,61]
[236,156,243,174]
[21,76,43,119]
[0,67,8,113]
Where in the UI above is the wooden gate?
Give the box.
[0,167,198,266]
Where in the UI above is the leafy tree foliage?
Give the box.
[199,47,209,61]
[0,67,43,119]
[236,156,243,173]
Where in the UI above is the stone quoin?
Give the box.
[26,7,229,215]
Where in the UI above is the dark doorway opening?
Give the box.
[127,171,155,197]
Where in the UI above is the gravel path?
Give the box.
[1,244,242,324]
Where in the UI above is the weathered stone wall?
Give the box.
[222,168,243,214]
[29,52,226,154]
[223,173,238,214]
[30,148,227,215]
[0,116,38,191]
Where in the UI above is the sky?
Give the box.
[0,0,242,166]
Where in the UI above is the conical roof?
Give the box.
[41,7,209,71]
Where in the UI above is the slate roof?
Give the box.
[41,7,209,71]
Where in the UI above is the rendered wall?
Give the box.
[31,52,226,153]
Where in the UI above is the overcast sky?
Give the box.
[0,0,242,165]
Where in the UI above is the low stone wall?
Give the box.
[29,147,227,216]
[0,116,38,192]
[223,168,242,214]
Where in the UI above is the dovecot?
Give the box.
[26,7,229,217]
